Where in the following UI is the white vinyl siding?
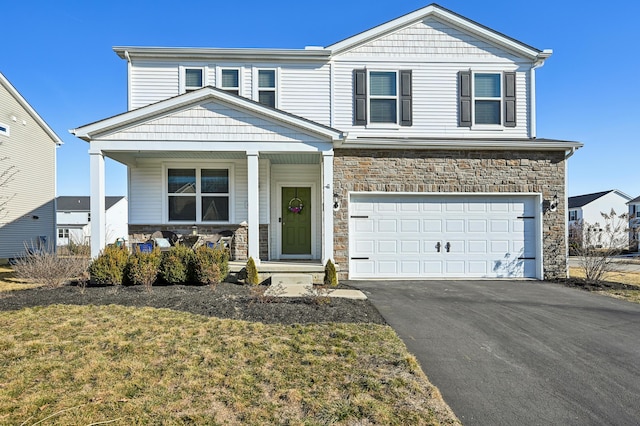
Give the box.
[333,62,529,138]
[130,61,180,109]
[0,83,56,258]
[129,164,163,224]
[278,64,330,126]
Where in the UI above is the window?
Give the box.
[569,210,578,221]
[185,68,204,91]
[369,72,397,123]
[458,71,516,127]
[474,74,501,125]
[167,168,230,222]
[0,123,9,137]
[258,69,276,108]
[221,69,240,95]
[353,69,412,126]
[58,228,69,239]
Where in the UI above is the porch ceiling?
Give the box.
[106,150,320,166]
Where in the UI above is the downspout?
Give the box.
[530,49,552,139]
[564,144,579,276]
[124,50,132,111]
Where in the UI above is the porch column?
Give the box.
[89,150,106,258]
[321,150,334,264]
[246,151,260,264]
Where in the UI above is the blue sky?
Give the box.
[2,0,638,198]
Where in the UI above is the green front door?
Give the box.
[282,187,311,255]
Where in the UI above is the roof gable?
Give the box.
[0,72,63,145]
[326,3,550,62]
[71,87,343,143]
[568,190,632,209]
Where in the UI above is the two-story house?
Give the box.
[71,4,581,279]
[568,190,631,249]
[0,72,62,261]
[56,196,128,246]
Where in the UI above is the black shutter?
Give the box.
[353,69,367,126]
[459,71,471,127]
[399,70,412,126]
[504,72,516,127]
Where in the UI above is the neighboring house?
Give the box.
[56,196,128,246]
[627,196,640,252]
[71,4,582,279]
[0,72,62,260]
[568,189,631,248]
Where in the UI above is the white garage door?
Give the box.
[349,194,539,279]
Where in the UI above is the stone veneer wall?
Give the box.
[333,149,567,280]
[129,224,269,261]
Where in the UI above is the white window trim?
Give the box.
[0,122,9,137]
[217,67,242,96]
[179,65,208,93]
[253,67,279,108]
[471,71,503,129]
[162,162,235,224]
[367,70,399,126]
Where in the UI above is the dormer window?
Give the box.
[220,69,240,95]
[185,68,204,92]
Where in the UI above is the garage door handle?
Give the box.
[435,242,441,252]
[445,242,451,252]
[351,257,369,260]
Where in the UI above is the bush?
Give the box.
[89,245,130,285]
[245,257,259,285]
[14,245,89,289]
[324,259,338,287]
[126,248,162,290]
[159,245,195,284]
[193,246,222,286]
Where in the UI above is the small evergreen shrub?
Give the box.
[245,257,259,285]
[88,245,130,285]
[126,248,162,290]
[210,247,230,281]
[159,245,195,284]
[324,259,338,287]
[193,246,222,286]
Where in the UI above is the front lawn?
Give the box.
[0,266,44,292]
[0,305,460,425]
[568,266,640,303]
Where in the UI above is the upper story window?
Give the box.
[458,71,516,128]
[167,167,230,223]
[185,68,204,92]
[0,123,9,137]
[569,210,578,221]
[257,69,276,108]
[220,69,240,95]
[474,74,501,125]
[353,69,412,126]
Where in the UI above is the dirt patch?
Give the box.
[0,282,386,325]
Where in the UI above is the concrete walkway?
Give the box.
[265,274,366,299]
[353,279,640,425]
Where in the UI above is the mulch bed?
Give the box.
[554,278,640,292]
[0,282,386,325]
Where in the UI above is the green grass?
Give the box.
[0,305,459,425]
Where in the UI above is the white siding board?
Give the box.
[130,62,179,109]
[129,164,162,224]
[279,64,330,126]
[102,102,327,143]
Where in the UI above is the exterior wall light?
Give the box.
[333,193,341,211]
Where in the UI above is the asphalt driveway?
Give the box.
[352,280,640,425]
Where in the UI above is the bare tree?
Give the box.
[0,151,18,221]
[569,209,629,283]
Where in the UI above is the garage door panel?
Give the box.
[378,219,397,233]
[350,195,538,279]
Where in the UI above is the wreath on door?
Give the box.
[288,197,304,214]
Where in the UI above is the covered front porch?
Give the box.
[71,87,344,264]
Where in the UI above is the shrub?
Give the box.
[324,259,338,287]
[245,257,259,285]
[193,246,222,286]
[88,245,130,285]
[159,245,195,284]
[126,248,162,290]
[14,244,89,289]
